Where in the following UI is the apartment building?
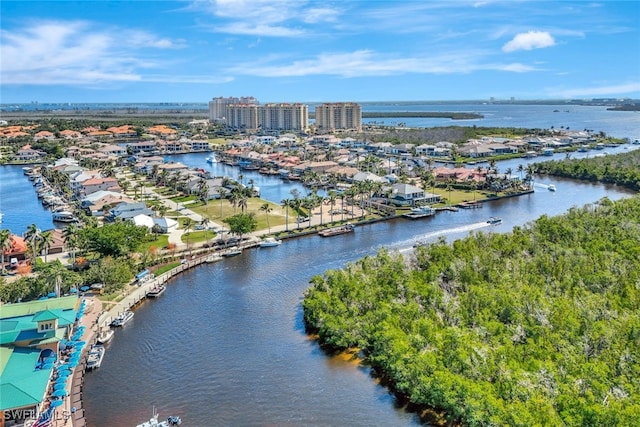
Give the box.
[225,103,309,132]
[208,96,258,121]
[314,102,362,132]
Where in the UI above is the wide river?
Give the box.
[77,145,637,426]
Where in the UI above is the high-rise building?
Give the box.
[209,96,310,131]
[314,102,362,132]
[208,96,258,121]
[259,103,308,132]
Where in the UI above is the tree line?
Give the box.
[303,195,640,426]
[533,149,640,190]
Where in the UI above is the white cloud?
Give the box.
[551,82,640,98]
[0,20,218,86]
[198,0,342,36]
[227,49,540,78]
[502,31,555,52]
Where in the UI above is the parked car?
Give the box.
[296,216,310,223]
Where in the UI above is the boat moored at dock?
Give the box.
[110,310,134,327]
[259,237,282,247]
[221,246,242,257]
[404,205,436,219]
[146,284,166,298]
[85,344,105,371]
[97,329,114,344]
[52,211,78,223]
[318,223,355,237]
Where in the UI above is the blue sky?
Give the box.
[1,1,639,103]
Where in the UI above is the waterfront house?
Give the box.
[79,177,120,197]
[13,145,47,162]
[81,191,134,216]
[389,183,440,206]
[128,140,158,154]
[97,144,127,157]
[189,139,210,151]
[352,171,387,184]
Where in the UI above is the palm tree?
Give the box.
[238,190,249,213]
[63,223,79,264]
[198,178,210,203]
[291,198,303,229]
[39,230,54,263]
[0,229,12,274]
[201,217,210,246]
[327,191,337,223]
[218,187,227,218]
[183,218,194,256]
[281,199,291,232]
[260,203,273,234]
[24,224,41,263]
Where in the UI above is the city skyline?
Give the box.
[1,1,639,103]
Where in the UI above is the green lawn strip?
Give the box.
[138,235,170,252]
[153,262,182,275]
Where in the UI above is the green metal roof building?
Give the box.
[0,295,79,420]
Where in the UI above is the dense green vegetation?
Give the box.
[303,196,640,426]
[533,149,640,190]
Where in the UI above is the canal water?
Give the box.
[81,148,637,426]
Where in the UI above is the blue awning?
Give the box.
[135,269,150,279]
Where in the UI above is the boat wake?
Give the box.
[393,221,492,253]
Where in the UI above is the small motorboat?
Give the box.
[97,329,114,344]
[136,407,182,427]
[487,217,503,225]
[85,344,105,371]
[259,237,282,247]
[222,246,242,257]
[110,310,134,327]
[548,184,556,192]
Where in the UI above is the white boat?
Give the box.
[97,329,114,344]
[487,217,503,225]
[206,154,217,163]
[111,310,134,327]
[0,212,3,224]
[205,254,223,263]
[136,408,181,427]
[548,184,556,192]
[222,246,242,257]
[85,344,105,371]
[259,237,282,247]
[146,284,166,298]
[52,211,77,222]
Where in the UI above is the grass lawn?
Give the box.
[191,198,293,230]
[153,262,182,275]
[208,138,231,146]
[181,230,219,244]
[139,235,170,252]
